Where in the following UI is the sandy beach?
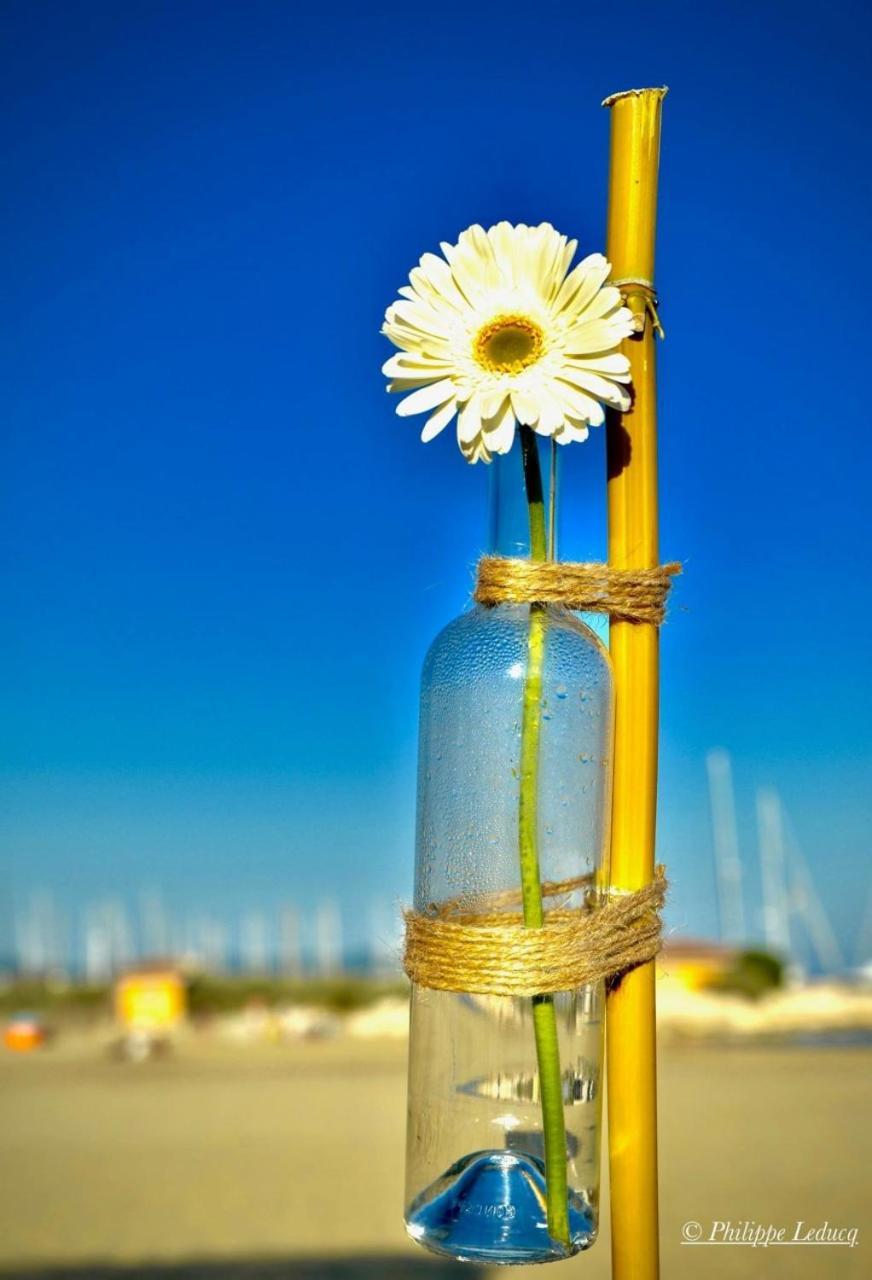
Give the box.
[0,1034,867,1280]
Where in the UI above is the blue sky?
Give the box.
[2,0,870,965]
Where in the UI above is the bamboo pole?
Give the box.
[602,85,668,1280]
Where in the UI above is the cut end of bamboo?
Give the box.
[602,86,669,109]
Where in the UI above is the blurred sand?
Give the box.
[0,1035,867,1279]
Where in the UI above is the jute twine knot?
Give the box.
[475,557,681,624]
[403,868,667,996]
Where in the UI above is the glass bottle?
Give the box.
[404,431,614,1265]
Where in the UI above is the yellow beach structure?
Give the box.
[115,965,186,1036]
[657,940,738,993]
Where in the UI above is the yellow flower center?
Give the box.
[473,314,544,374]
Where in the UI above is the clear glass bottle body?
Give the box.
[405,439,614,1265]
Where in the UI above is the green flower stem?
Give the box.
[517,426,570,1247]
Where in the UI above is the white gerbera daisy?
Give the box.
[382,222,635,463]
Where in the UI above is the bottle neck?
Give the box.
[487,432,559,561]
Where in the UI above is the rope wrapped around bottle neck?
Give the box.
[475,557,681,625]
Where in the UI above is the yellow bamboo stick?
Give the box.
[602,85,668,1280]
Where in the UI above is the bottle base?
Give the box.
[405,1149,597,1265]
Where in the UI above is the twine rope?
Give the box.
[403,868,667,996]
[475,557,681,624]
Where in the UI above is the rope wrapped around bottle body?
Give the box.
[404,868,667,996]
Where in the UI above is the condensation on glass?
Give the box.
[405,437,615,1265]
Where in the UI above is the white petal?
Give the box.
[554,380,606,426]
[388,299,454,340]
[530,386,565,436]
[558,368,631,410]
[421,397,457,442]
[409,256,470,315]
[557,421,590,445]
[461,434,492,464]
[510,387,540,426]
[486,222,519,286]
[565,316,631,355]
[382,352,452,378]
[539,230,576,303]
[554,254,610,317]
[382,315,452,358]
[395,378,456,417]
[388,376,449,393]
[611,305,636,338]
[457,394,483,443]
[566,351,631,379]
[580,284,623,322]
[445,225,504,306]
[482,397,516,455]
[479,387,509,419]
